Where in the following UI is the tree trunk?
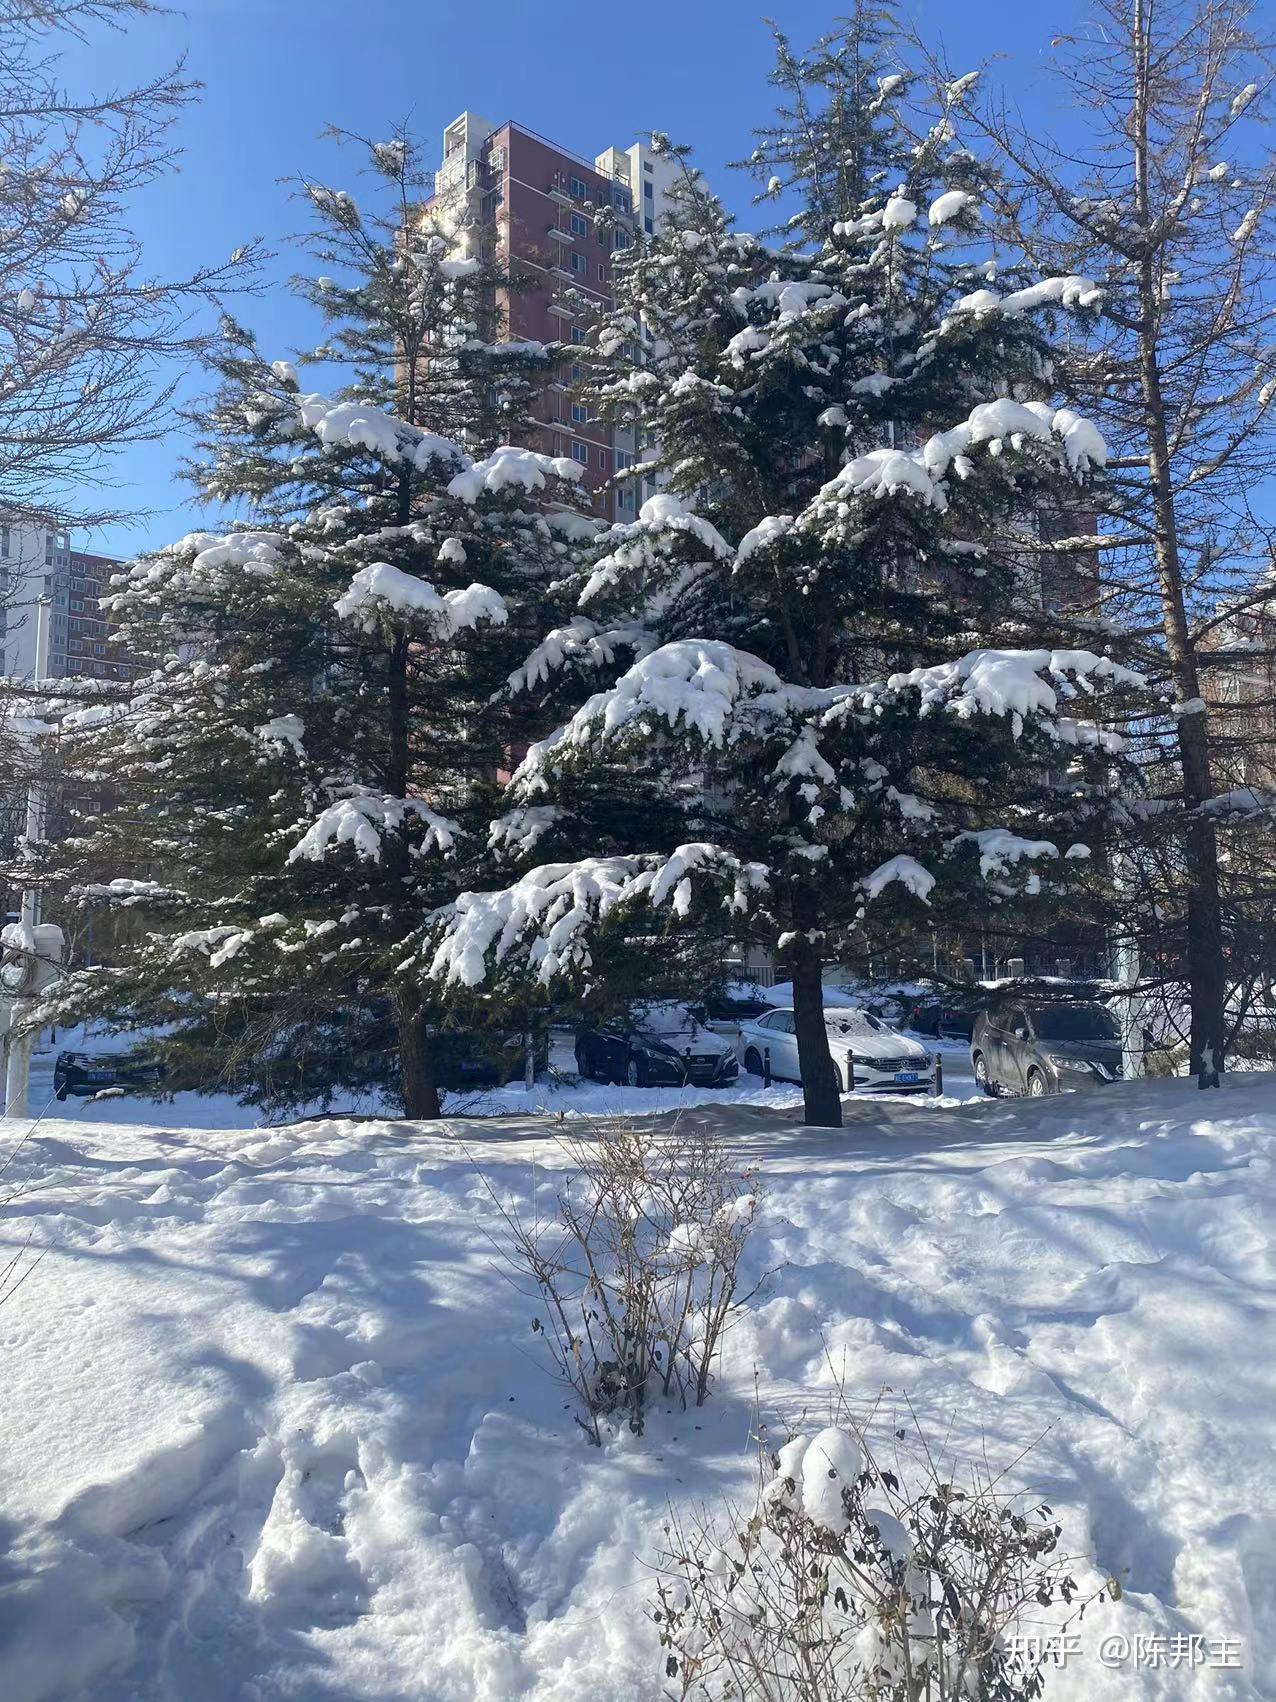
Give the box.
[394,983,441,1119]
[1137,277,1226,1087]
[1126,1,1225,1087]
[789,905,842,1128]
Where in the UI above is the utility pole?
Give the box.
[3,598,52,1118]
[1111,856,1146,1083]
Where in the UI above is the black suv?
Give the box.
[971,1000,1123,1097]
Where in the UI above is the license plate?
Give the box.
[86,1071,114,1083]
[895,1071,918,1083]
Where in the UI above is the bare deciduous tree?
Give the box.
[0,0,258,528]
[975,0,1276,1085]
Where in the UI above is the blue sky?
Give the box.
[61,0,1083,559]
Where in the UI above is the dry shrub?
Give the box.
[655,1406,1110,1700]
[495,1116,760,1443]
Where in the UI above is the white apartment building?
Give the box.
[0,514,129,682]
[0,515,72,680]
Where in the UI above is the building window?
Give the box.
[569,175,588,199]
[571,441,589,465]
[570,401,588,424]
[615,450,633,471]
[570,327,584,346]
[612,230,630,250]
[644,180,654,200]
[1,526,8,559]
[570,363,582,381]
[598,448,608,469]
[45,534,54,564]
[597,263,606,281]
[644,217,654,234]
[612,187,631,212]
[569,252,586,275]
[644,161,653,174]
[617,486,636,512]
[570,212,587,236]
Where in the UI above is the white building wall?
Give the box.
[0,516,71,679]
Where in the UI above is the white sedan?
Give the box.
[738,1006,937,1094]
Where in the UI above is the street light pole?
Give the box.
[3,597,51,1118]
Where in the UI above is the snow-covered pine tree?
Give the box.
[421,16,1148,1128]
[31,131,593,1117]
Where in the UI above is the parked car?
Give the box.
[432,1028,549,1091]
[700,989,774,1025]
[738,1007,937,1093]
[575,1002,739,1088]
[54,1050,164,1099]
[902,990,988,1039]
[970,1000,1123,1097]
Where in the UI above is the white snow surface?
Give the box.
[927,189,977,227]
[334,562,508,636]
[288,792,460,864]
[446,446,581,504]
[2,1075,1273,1698]
[428,845,766,988]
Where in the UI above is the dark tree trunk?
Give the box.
[394,983,441,1120]
[789,903,842,1128]
[1124,19,1225,1090]
[1138,291,1226,1087]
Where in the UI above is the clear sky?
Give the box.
[59,0,1085,560]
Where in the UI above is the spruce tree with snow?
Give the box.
[423,16,1146,1128]
[30,131,593,1117]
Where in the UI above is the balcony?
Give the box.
[546,226,573,243]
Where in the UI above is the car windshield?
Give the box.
[825,1010,887,1037]
[1033,1004,1120,1042]
[634,1002,703,1036]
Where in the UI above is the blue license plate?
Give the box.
[895,1071,918,1083]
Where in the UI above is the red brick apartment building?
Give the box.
[425,113,686,525]
[64,549,139,682]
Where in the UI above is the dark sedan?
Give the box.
[904,989,989,1039]
[432,1029,548,1091]
[54,1050,164,1099]
[971,1000,1123,1097]
[575,1003,739,1088]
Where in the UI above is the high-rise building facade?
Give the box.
[426,114,687,524]
[0,514,135,682]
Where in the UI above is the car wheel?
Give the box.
[743,1047,763,1078]
[1026,1067,1048,1098]
[973,1051,995,1097]
[626,1056,645,1088]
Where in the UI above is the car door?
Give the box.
[999,1005,1032,1093]
[600,1023,627,1081]
[980,1003,1012,1089]
[755,1011,795,1080]
[776,1011,803,1080]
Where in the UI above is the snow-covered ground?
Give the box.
[1,1075,1272,1700]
